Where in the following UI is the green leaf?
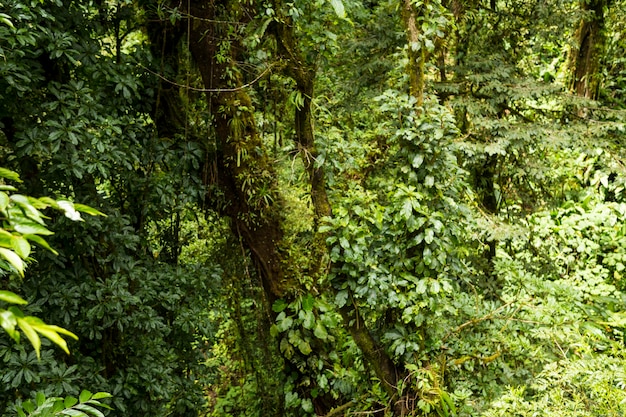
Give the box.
[12,236,31,258]
[302,294,315,312]
[11,195,45,224]
[75,403,105,417]
[73,203,106,217]
[65,396,78,408]
[25,319,78,355]
[0,13,14,29]
[17,317,41,358]
[313,321,328,340]
[90,392,112,401]
[0,168,20,181]
[23,234,58,255]
[0,191,9,212]
[0,309,19,341]
[79,390,93,403]
[298,339,312,355]
[335,290,348,307]
[328,0,346,18]
[401,199,413,219]
[272,299,288,313]
[0,247,25,276]
[0,290,27,305]
[61,408,87,416]
[22,401,35,414]
[301,310,315,329]
[0,229,11,248]
[412,154,424,168]
[13,221,54,236]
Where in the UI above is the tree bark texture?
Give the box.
[401,0,426,108]
[569,0,608,99]
[184,1,289,301]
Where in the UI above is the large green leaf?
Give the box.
[0,167,20,181]
[13,221,54,236]
[328,0,346,18]
[0,290,27,305]
[0,247,25,276]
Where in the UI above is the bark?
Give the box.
[185,1,289,302]
[401,0,426,108]
[569,0,609,100]
[272,18,331,222]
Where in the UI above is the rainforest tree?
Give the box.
[2,0,626,416]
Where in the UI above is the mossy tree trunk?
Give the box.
[569,0,611,99]
[184,0,290,302]
[401,0,426,109]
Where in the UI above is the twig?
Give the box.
[442,299,518,341]
[140,63,277,93]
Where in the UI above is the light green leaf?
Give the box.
[12,236,31,258]
[0,191,9,212]
[61,408,87,416]
[23,234,58,255]
[17,317,41,358]
[0,230,11,248]
[0,309,19,341]
[335,290,348,307]
[313,322,328,340]
[412,154,424,168]
[0,290,27,305]
[328,0,345,18]
[272,299,288,313]
[64,396,78,408]
[91,392,112,400]
[0,167,20,181]
[301,310,315,329]
[25,318,78,355]
[0,13,14,29]
[14,221,54,236]
[0,247,25,276]
[73,203,106,217]
[79,390,93,403]
[35,391,46,407]
[298,339,312,355]
[11,194,45,224]
[75,403,105,417]
[301,294,315,312]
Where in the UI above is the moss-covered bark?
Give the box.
[569,0,610,99]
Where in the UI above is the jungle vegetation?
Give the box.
[2,0,626,416]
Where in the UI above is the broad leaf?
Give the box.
[0,290,27,305]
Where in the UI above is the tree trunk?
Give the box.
[185,1,290,302]
[569,0,609,100]
[401,0,426,108]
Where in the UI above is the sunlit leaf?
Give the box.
[0,167,20,181]
[73,203,106,217]
[328,0,345,18]
[23,234,58,255]
[0,247,25,276]
[13,221,54,236]
[0,290,27,305]
[17,317,41,358]
[11,236,31,258]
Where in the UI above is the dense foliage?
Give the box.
[2,0,626,416]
